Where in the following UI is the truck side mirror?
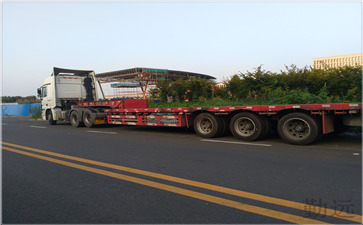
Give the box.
[37,88,42,98]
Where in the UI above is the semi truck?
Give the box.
[37,67,362,145]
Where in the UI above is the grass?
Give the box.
[30,105,42,120]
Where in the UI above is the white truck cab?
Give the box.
[37,67,98,124]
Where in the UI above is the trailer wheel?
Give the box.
[47,110,56,125]
[259,117,271,139]
[230,112,265,141]
[83,109,95,128]
[70,111,83,128]
[194,113,220,138]
[217,116,229,137]
[277,112,321,145]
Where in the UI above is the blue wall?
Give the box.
[1,103,41,116]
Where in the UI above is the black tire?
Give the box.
[193,113,220,138]
[83,109,95,128]
[277,112,321,145]
[259,117,271,139]
[230,112,266,141]
[47,110,57,125]
[217,116,230,137]
[70,111,83,128]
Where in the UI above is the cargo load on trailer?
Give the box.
[37,67,362,145]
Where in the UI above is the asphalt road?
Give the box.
[2,116,362,224]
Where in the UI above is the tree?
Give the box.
[325,66,362,100]
[185,77,214,101]
[170,79,188,102]
[226,74,244,100]
[1,96,40,103]
[155,80,170,103]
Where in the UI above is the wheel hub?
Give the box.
[285,120,310,139]
[295,125,304,132]
[244,123,253,130]
[235,117,256,137]
[200,118,212,133]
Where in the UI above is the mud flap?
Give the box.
[322,112,334,134]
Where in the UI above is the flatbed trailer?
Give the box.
[74,100,362,145]
[38,67,362,145]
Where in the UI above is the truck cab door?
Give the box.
[40,84,56,119]
[42,84,56,107]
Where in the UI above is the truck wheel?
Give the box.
[70,111,83,128]
[47,110,57,125]
[194,113,220,138]
[217,116,229,137]
[259,117,271,139]
[230,112,265,141]
[83,109,95,128]
[277,112,321,145]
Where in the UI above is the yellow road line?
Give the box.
[3,141,362,223]
[3,146,327,224]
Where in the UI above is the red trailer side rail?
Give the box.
[73,100,361,145]
[104,103,361,126]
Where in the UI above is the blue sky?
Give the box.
[2,1,362,96]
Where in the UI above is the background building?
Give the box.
[215,82,227,89]
[313,53,362,69]
[96,67,215,99]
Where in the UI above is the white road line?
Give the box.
[30,126,47,129]
[200,139,272,147]
[87,130,117,135]
[2,123,8,125]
